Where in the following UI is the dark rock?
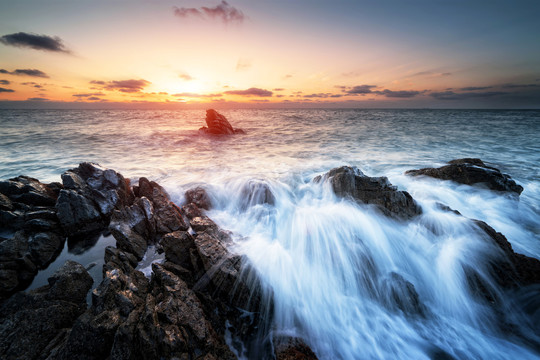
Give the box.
[47,260,94,303]
[274,337,318,360]
[56,189,104,236]
[405,158,523,194]
[315,166,421,220]
[379,272,425,316]
[190,215,219,234]
[161,231,196,270]
[23,217,59,231]
[28,231,64,268]
[0,260,91,360]
[182,202,204,219]
[0,192,13,210]
[0,209,24,229]
[185,186,212,210]
[240,179,276,209]
[25,208,58,221]
[199,109,245,135]
[137,177,188,234]
[0,175,59,206]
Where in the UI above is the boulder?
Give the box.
[274,337,318,360]
[240,179,276,210]
[0,261,92,360]
[405,158,523,194]
[315,166,421,220]
[56,189,104,236]
[185,186,212,210]
[199,109,245,135]
[0,175,59,207]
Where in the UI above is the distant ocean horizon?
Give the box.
[1,108,540,359]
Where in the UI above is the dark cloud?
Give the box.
[0,87,15,93]
[412,71,432,77]
[87,97,102,101]
[0,80,9,85]
[179,73,193,81]
[27,97,49,101]
[430,90,507,100]
[172,92,222,98]
[344,85,376,94]
[374,89,422,98]
[441,73,452,76]
[501,83,540,89]
[411,71,451,77]
[273,88,285,91]
[459,86,493,91]
[91,79,150,93]
[72,92,105,97]
[303,93,343,98]
[224,87,273,97]
[1,69,49,78]
[0,32,70,53]
[173,1,245,24]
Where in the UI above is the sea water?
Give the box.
[1,109,539,359]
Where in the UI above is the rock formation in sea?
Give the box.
[199,109,246,135]
[1,161,538,359]
[405,158,524,194]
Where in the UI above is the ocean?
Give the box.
[1,109,540,359]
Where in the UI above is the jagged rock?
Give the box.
[185,186,212,210]
[199,109,245,135]
[240,179,276,209]
[405,158,523,194]
[160,231,195,270]
[315,166,421,220]
[109,196,156,260]
[0,261,92,360]
[182,202,204,219]
[0,175,59,207]
[27,231,64,268]
[56,189,104,236]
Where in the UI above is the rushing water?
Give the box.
[1,109,539,359]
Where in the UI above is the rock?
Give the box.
[405,158,523,194]
[315,166,421,220]
[0,260,92,360]
[182,202,204,219]
[160,231,196,270]
[137,177,188,235]
[185,186,212,210]
[379,272,425,316]
[274,337,318,360]
[0,192,13,210]
[199,109,245,135]
[240,179,276,209]
[0,175,59,206]
[56,189,104,236]
[28,231,64,268]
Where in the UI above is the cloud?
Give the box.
[27,97,49,101]
[0,80,9,85]
[374,89,422,98]
[172,92,222,98]
[87,97,102,101]
[91,79,150,93]
[273,88,284,91]
[236,58,251,71]
[501,83,540,89]
[459,86,493,91]
[0,87,15,93]
[0,69,49,78]
[72,92,105,97]
[411,71,451,77]
[283,74,293,79]
[0,32,71,53]
[173,1,245,24]
[303,93,343,98]
[430,90,507,100]
[179,72,194,81]
[224,87,273,97]
[344,85,376,94]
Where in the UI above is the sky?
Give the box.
[0,0,539,109]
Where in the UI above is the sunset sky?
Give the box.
[1,0,539,109]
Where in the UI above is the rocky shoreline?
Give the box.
[1,159,539,359]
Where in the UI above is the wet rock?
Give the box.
[274,337,319,360]
[315,166,421,220]
[240,179,276,209]
[56,189,104,236]
[109,197,156,259]
[161,230,196,270]
[0,175,59,207]
[182,202,204,219]
[474,220,540,288]
[405,158,523,194]
[137,177,188,235]
[0,260,92,360]
[379,272,425,316]
[28,231,64,268]
[199,109,245,135]
[185,186,212,210]
[0,192,13,210]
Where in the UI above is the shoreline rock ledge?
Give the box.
[199,109,246,135]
